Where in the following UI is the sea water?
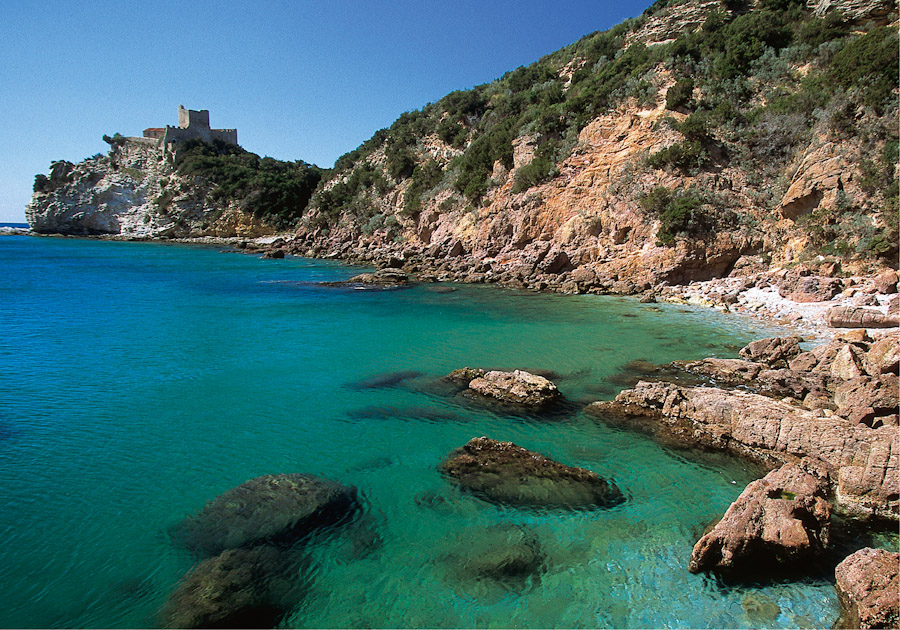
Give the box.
[0,236,843,628]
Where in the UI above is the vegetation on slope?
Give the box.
[307,0,898,259]
[172,139,324,229]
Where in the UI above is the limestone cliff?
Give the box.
[26,139,277,238]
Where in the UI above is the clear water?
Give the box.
[0,236,841,628]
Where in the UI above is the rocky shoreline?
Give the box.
[233,233,900,342]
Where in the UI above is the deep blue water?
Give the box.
[0,235,841,628]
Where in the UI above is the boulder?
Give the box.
[779,275,843,303]
[466,370,561,406]
[864,333,900,375]
[586,381,899,520]
[831,344,867,380]
[835,547,899,630]
[161,545,302,629]
[688,464,831,575]
[873,270,899,295]
[826,306,900,329]
[441,436,624,509]
[738,336,803,367]
[171,474,358,556]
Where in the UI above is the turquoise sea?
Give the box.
[0,235,844,628]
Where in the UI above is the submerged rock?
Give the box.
[441,523,545,583]
[161,545,303,629]
[835,547,900,630]
[441,436,624,509]
[345,370,423,390]
[465,370,561,407]
[171,474,358,556]
[688,464,831,575]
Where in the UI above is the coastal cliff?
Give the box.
[285,0,897,295]
[26,139,269,238]
[26,135,322,239]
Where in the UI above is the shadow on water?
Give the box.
[345,405,465,423]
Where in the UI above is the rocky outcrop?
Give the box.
[171,474,358,556]
[809,0,899,23]
[688,464,831,575]
[586,381,898,519]
[345,268,411,286]
[441,437,624,509]
[26,139,275,238]
[826,306,900,329]
[160,545,303,629]
[465,370,562,406]
[779,143,845,220]
[834,547,900,630]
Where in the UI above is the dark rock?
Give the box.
[441,436,624,509]
[345,370,423,390]
[835,547,899,630]
[688,463,831,575]
[827,306,900,329]
[346,268,411,286]
[738,336,803,367]
[466,370,561,406]
[171,474,358,556]
[261,249,285,259]
[448,240,466,257]
[160,545,304,629]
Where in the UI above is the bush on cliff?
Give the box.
[174,139,323,228]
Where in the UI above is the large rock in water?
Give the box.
[441,437,624,509]
[172,474,358,556]
[835,547,900,630]
[466,370,561,406]
[586,381,899,520]
[688,464,831,575]
[161,545,303,629]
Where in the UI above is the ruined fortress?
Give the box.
[142,106,237,148]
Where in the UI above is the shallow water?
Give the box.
[0,236,843,628]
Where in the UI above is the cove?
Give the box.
[0,236,841,628]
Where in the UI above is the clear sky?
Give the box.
[0,0,653,224]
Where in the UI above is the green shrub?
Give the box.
[828,27,899,114]
[665,78,695,110]
[639,186,711,245]
[646,140,709,170]
[512,157,559,193]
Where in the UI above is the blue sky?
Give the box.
[0,0,653,223]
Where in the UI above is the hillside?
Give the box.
[289,0,898,292]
